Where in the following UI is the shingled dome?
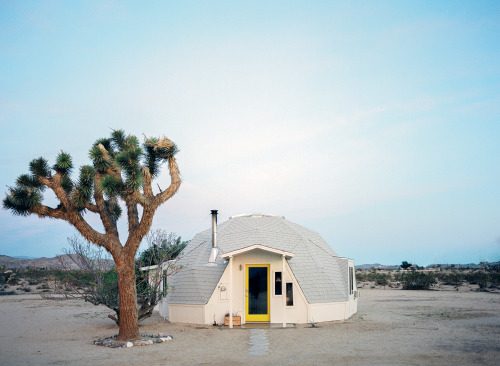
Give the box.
[160,213,358,325]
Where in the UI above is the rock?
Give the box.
[93,334,171,348]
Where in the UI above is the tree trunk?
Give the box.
[115,256,140,341]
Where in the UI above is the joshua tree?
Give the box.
[3,130,180,341]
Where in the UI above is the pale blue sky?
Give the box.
[1,1,499,265]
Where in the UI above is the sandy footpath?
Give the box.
[1,289,499,365]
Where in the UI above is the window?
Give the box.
[286,282,293,306]
[274,271,282,295]
[349,267,353,295]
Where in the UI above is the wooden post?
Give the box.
[229,255,233,328]
[282,255,286,328]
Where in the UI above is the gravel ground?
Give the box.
[0,289,499,365]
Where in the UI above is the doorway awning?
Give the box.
[221,244,294,260]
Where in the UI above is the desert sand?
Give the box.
[1,289,499,365]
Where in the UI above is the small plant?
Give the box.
[0,290,15,296]
[375,273,390,287]
[437,272,463,286]
[16,286,32,292]
[355,271,366,281]
[6,276,19,286]
[396,271,436,290]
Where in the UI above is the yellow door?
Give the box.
[245,264,270,322]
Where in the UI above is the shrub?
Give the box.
[489,272,500,288]
[400,261,412,270]
[0,290,15,296]
[463,271,486,287]
[16,286,31,292]
[6,275,18,285]
[396,271,436,290]
[436,272,463,286]
[355,271,367,282]
[374,273,390,286]
[355,271,391,287]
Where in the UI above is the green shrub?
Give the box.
[374,273,390,286]
[464,271,487,288]
[355,271,366,282]
[436,272,463,286]
[396,271,436,290]
[355,271,390,286]
[6,275,18,285]
[489,272,500,287]
[16,286,32,292]
[0,290,15,296]
[400,261,412,270]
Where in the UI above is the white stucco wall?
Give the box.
[203,249,309,325]
[163,249,358,325]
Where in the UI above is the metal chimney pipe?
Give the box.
[211,210,218,249]
[208,210,218,263]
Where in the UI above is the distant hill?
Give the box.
[357,262,499,270]
[0,254,113,270]
[357,263,400,270]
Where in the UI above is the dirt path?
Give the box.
[0,289,499,365]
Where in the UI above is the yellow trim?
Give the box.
[245,264,270,322]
